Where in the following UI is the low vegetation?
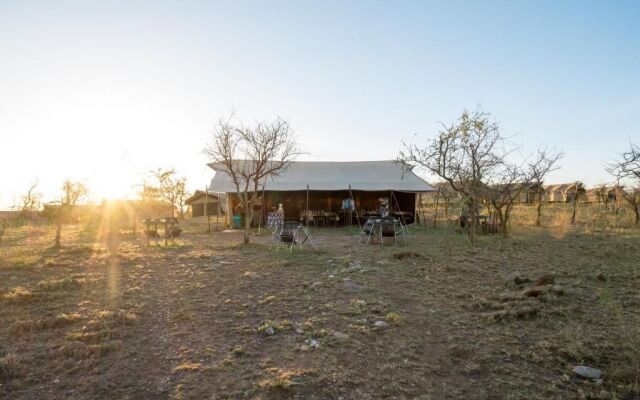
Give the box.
[0,207,638,399]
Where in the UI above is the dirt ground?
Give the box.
[1,212,639,399]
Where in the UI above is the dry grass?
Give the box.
[0,210,639,399]
[0,354,24,379]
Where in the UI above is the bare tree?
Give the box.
[479,162,528,237]
[609,143,640,224]
[204,114,300,244]
[44,180,88,248]
[570,181,583,225]
[619,187,640,225]
[527,148,563,226]
[399,109,506,242]
[18,180,42,216]
[147,169,188,218]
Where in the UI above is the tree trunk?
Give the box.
[571,198,577,225]
[54,224,62,248]
[535,199,542,227]
[244,200,252,245]
[468,197,476,243]
[501,210,510,237]
[634,204,639,225]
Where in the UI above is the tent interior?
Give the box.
[226,190,418,226]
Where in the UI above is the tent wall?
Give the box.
[222,190,418,227]
[190,202,221,217]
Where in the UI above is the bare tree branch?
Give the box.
[204,113,301,244]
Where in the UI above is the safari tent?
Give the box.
[185,191,225,217]
[207,160,435,227]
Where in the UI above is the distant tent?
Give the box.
[185,191,225,217]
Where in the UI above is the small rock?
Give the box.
[304,339,319,349]
[596,272,607,282]
[310,281,322,289]
[295,328,304,335]
[535,274,555,286]
[373,320,389,329]
[328,274,335,279]
[299,344,311,352]
[572,365,602,380]
[264,326,275,336]
[333,331,349,340]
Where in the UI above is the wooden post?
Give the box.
[226,194,233,228]
[433,189,440,229]
[217,192,222,231]
[205,187,211,234]
[258,187,265,233]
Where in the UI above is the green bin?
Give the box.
[233,215,242,229]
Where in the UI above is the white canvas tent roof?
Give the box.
[208,160,434,192]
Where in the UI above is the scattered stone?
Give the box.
[310,281,322,289]
[328,274,335,279]
[596,272,607,282]
[295,328,304,335]
[299,344,311,352]
[304,339,319,349]
[572,365,602,380]
[264,326,275,336]
[373,320,389,329]
[332,331,349,340]
[535,274,555,286]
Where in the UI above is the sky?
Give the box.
[1,0,639,209]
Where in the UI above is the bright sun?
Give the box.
[90,170,136,202]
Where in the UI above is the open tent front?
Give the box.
[207,160,435,227]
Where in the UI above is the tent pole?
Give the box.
[349,184,360,227]
[257,187,263,234]
[217,192,221,231]
[205,186,211,234]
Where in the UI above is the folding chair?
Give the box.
[380,217,407,246]
[272,221,317,252]
[358,217,378,245]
